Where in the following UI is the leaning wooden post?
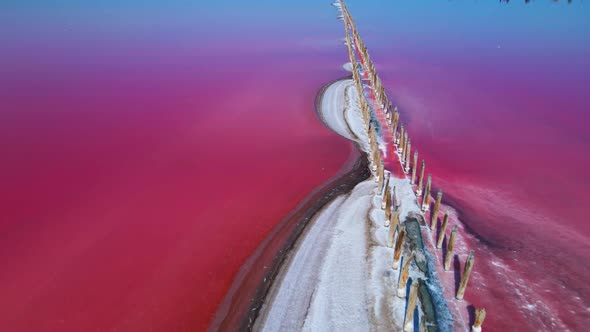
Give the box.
[392,227,406,269]
[416,160,425,196]
[436,211,449,249]
[387,214,398,247]
[401,125,406,150]
[402,132,409,163]
[371,151,378,174]
[404,140,412,173]
[401,134,406,163]
[411,151,418,184]
[403,279,420,332]
[384,189,392,227]
[456,250,475,300]
[377,161,385,192]
[381,173,391,209]
[389,209,400,242]
[430,190,443,230]
[397,252,415,297]
[444,225,457,271]
[392,108,399,143]
[398,126,405,153]
[472,308,486,332]
[422,175,432,211]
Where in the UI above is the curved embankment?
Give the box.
[253,77,450,331]
[208,76,370,331]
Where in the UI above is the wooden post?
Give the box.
[456,250,475,300]
[398,126,405,153]
[402,132,409,163]
[371,150,378,174]
[397,252,415,298]
[387,104,393,126]
[401,133,406,163]
[436,211,449,249]
[392,227,406,269]
[405,140,411,173]
[444,225,457,271]
[389,209,399,238]
[387,213,398,247]
[422,175,432,211]
[403,279,420,332]
[384,189,392,227]
[417,160,425,196]
[392,107,399,142]
[472,308,486,332]
[381,173,390,209]
[377,161,384,192]
[430,190,443,231]
[411,151,418,184]
[401,126,406,151]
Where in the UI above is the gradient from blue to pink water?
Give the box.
[1,0,589,331]
[1,1,353,331]
[347,0,590,330]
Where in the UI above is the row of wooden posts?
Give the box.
[337,1,486,331]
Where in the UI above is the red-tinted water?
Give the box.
[0,24,352,331]
[343,1,590,329]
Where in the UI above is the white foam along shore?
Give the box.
[254,78,443,331]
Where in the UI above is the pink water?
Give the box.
[0,2,355,330]
[347,1,590,330]
[2,1,589,331]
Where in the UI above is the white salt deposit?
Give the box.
[255,78,433,331]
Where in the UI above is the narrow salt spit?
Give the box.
[255,77,450,331]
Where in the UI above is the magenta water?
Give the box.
[0,1,354,330]
[345,0,590,330]
[1,1,588,331]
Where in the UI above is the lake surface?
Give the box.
[1,0,589,331]
[346,0,589,330]
[1,1,352,330]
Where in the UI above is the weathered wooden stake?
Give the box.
[411,151,418,184]
[422,175,432,211]
[402,132,409,163]
[381,173,390,209]
[397,252,415,298]
[387,214,398,247]
[456,250,475,300]
[392,107,399,142]
[430,190,443,231]
[436,211,449,249]
[472,308,486,332]
[389,208,399,234]
[403,279,420,332]
[444,225,457,271]
[401,134,406,162]
[377,161,385,192]
[384,189,392,227]
[405,140,412,173]
[392,227,406,269]
[398,126,405,153]
[417,160,425,196]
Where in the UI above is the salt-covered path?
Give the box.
[254,78,439,331]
